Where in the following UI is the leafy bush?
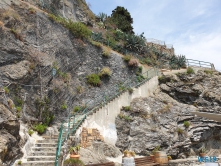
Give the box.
[183,121,190,128]
[33,124,47,135]
[99,67,112,77]
[128,58,139,67]
[86,74,101,87]
[48,14,91,39]
[187,67,194,74]
[102,47,111,57]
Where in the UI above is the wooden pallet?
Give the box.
[134,156,160,166]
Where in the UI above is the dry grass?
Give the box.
[2,9,21,21]
[10,29,24,42]
[128,58,139,67]
[90,40,102,48]
[0,21,4,27]
[102,46,111,57]
[99,67,112,77]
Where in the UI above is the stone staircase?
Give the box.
[14,115,84,166]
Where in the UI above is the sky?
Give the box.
[87,0,221,71]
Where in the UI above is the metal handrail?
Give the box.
[54,67,160,166]
[186,59,213,68]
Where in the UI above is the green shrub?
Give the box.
[48,14,91,39]
[152,145,160,154]
[124,106,131,111]
[183,121,190,128]
[28,129,34,136]
[177,127,183,134]
[33,124,47,135]
[128,87,134,94]
[18,160,22,165]
[3,87,9,94]
[86,74,101,87]
[123,55,132,62]
[61,103,67,110]
[138,66,143,73]
[99,67,112,77]
[187,67,194,74]
[73,106,81,112]
[16,106,22,112]
[123,115,131,121]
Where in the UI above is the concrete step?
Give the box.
[31,147,57,152]
[27,156,55,161]
[19,161,55,166]
[30,152,56,156]
[35,143,57,147]
[37,139,58,143]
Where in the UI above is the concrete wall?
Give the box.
[75,76,159,145]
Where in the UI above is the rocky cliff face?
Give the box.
[0,95,22,165]
[116,70,221,159]
[0,0,138,164]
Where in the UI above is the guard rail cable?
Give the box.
[54,67,160,166]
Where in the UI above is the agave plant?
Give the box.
[91,32,103,42]
[97,12,107,23]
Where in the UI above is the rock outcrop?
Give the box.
[116,70,221,159]
[0,97,22,165]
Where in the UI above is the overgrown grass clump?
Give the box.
[86,74,101,86]
[183,121,190,128]
[48,14,91,39]
[187,67,194,74]
[33,124,47,135]
[99,67,112,77]
[102,47,111,57]
[204,69,213,75]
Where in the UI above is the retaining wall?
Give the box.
[75,76,159,145]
